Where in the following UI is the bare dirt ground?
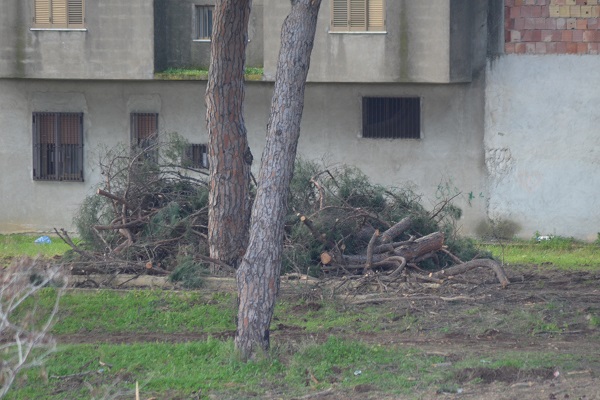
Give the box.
[59,266,600,400]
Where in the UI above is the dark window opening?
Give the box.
[362,97,420,139]
[195,6,213,40]
[184,143,209,169]
[131,113,159,162]
[32,112,84,181]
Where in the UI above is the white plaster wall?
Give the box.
[0,78,487,234]
[485,55,600,240]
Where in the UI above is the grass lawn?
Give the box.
[480,237,600,270]
[0,234,72,266]
[2,234,600,399]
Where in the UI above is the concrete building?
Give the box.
[0,0,598,240]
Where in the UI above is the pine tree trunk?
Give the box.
[205,0,253,270]
[235,0,322,361]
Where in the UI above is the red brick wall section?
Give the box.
[505,0,600,54]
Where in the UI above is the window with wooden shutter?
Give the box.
[362,97,421,139]
[32,112,84,181]
[33,0,85,29]
[330,0,385,32]
[131,113,159,162]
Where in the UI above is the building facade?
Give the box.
[0,0,598,240]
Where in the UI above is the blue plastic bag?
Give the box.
[34,235,52,244]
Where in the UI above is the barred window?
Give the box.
[33,0,85,29]
[331,0,385,32]
[131,113,159,161]
[184,143,209,169]
[32,112,84,181]
[194,5,214,40]
[362,97,420,139]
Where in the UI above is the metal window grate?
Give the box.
[32,112,84,181]
[362,97,420,139]
[130,113,159,162]
[185,143,209,169]
[195,6,213,40]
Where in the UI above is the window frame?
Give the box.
[361,97,421,140]
[193,5,214,41]
[184,143,209,169]
[330,0,386,33]
[32,0,85,30]
[32,112,84,182]
[130,113,159,162]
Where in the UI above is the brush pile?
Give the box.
[64,136,508,289]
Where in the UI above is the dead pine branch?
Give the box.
[54,228,94,260]
[432,258,510,288]
[379,217,412,244]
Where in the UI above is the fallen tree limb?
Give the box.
[96,188,131,209]
[432,258,510,288]
[379,217,412,244]
[54,228,94,260]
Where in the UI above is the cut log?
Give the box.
[322,231,444,266]
[379,217,412,244]
[365,229,380,268]
[320,252,333,265]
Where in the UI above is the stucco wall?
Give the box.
[154,0,264,71]
[0,78,487,234]
[485,55,600,240]
[0,0,154,79]
[263,0,477,83]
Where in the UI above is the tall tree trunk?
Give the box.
[235,0,322,361]
[205,0,253,270]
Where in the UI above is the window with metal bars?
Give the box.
[33,0,85,29]
[32,112,84,181]
[194,5,214,40]
[130,113,159,162]
[184,143,209,169]
[362,97,421,139]
[331,0,385,32]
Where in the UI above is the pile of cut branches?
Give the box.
[65,142,508,289]
[65,134,212,281]
[284,161,509,290]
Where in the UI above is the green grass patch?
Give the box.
[480,238,600,271]
[0,234,71,264]
[154,67,264,81]
[46,289,236,335]
[6,338,593,399]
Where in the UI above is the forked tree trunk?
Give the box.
[235,0,322,360]
[205,0,253,270]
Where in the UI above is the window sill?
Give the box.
[192,39,252,42]
[328,31,387,35]
[30,28,87,32]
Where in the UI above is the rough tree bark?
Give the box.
[235,0,322,360]
[205,0,253,269]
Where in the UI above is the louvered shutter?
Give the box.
[349,0,367,31]
[67,0,84,28]
[51,0,68,28]
[58,113,84,181]
[331,0,349,31]
[34,0,51,26]
[367,0,385,31]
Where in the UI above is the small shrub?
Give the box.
[169,255,208,289]
[476,218,521,241]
